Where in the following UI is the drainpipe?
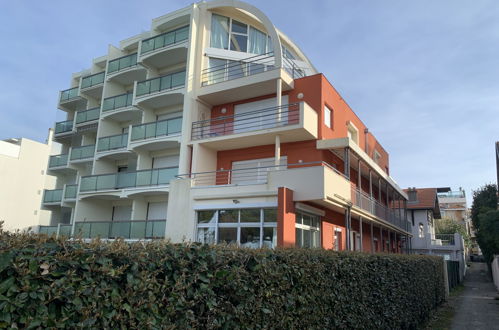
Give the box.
[364,128,369,155]
[345,206,352,251]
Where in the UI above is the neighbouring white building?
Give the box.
[39,0,413,252]
[0,132,56,232]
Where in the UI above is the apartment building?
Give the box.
[0,133,56,232]
[40,0,410,251]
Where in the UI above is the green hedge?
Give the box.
[0,231,445,329]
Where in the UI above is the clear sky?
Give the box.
[1,0,498,203]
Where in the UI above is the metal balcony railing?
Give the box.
[108,53,138,74]
[81,72,105,89]
[75,107,100,124]
[60,87,79,102]
[201,52,305,86]
[54,120,74,134]
[431,234,456,246]
[43,189,63,204]
[38,226,58,236]
[136,71,186,97]
[102,92,133,112]
[70,145,95,161]
[80,167,178,192]
[141,25,189,55]
[191,103,300,140]
[49,154,69,168]
[97,133,128,152]
[178,161,343,187]
[350,187,407,231]
[131,117,182,142]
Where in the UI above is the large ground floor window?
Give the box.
[295,212,321,248]
[196,208,277,248]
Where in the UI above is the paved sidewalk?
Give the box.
[451,262,499,330]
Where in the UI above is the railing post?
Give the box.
[56,223,61,239]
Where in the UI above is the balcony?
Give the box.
[59,87,86,110]
[96,133,129,160]
[431,234,456,246]
[191,102,318,150]
[53,120,74,142]
[107,53,147,85]
[80,72,105,98]
[135,71,185,109]
[48,154,69,169]
[129,117,182,151]
[350,187,408,232]
[79,167,178,196]
[42,189,63,205]
[74,220,166,239]
[140,25,189,69]
[70,145,95,163]
[63,184,78,201]
[75,107,100,127]
[101,92,141,121]
[38,224,73,237]
[198,53,300,104]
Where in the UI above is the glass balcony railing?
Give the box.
[59,225,72,237]
[108,53,138,74]
[136,71,185,97]
[75,107,100,124]
[70,145,95,161]
[141,25,189,55]
[97,133,128,152]
[64,184,78,199]
[54,120,74,134]
[81,72,105,89]
[102,92,133,112]
[131,117,182,141]
[43,189,63,204]
[74,220,166,239]
[49,154,69,168]
[437,191,466,199]
[38,226,59,236]
[60,87,79,102]
[80,167,178,192]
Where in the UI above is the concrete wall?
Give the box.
[0,136,54,231]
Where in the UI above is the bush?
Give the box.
[0,231,445,329]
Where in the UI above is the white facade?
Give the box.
[0,132,56,231]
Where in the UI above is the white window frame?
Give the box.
[295,211,321,248]
[324,105,332,128]
[374,150,381,165]
[347,121,359,145]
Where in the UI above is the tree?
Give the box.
[471,184,499,263]
[435,217,470,248]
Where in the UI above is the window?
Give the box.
[333,228,342,251]
[373,150,381,165]
[408,190,417,202]
[196,208,277,248]
[210,14,273,55]
[347,122,359,144]
[295,212,321,248]
[419,223,424,238]
[324,105,332,128]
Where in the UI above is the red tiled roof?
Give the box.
[404,188,438,210]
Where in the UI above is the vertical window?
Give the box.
[230,20,248,52]
[374,150,381,165]
[295,212,321,248]
[248,27,267,54]
[419,223,424,238]
[347,122,359,144]
[324,105,332,128]
[210,14,229,49]
[334,228,342,251]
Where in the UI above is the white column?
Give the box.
[274,134,281,167]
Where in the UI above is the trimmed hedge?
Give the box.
[0,231,445,329]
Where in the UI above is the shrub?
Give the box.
[0,231,445,329]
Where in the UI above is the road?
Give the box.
[451,262,499,330]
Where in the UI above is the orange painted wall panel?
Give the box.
[277,187,296,247]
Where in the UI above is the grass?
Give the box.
[423,285,464,330]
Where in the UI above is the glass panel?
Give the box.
[64,185,77,199]
[158,167,177,184]
[111,222,131,239]
[218,227,237,245]
[80,176,97,192]
[168,117,182,134]
[240,209,260,223]
[218,209,238,223]
[163,32,175,46]
[90,222,110,238]
[240,227,260,248]
[136,170,152,186]
[263,209,277,223]
[114,94,126,108]
[175,26,189,42]
[96,174,117,190]
[144,123,156,139]
[227,61,245,80]
[211,14,229,49]
[295,228,302,247]
[159,76,171,91]
[248,27,266,55]
[155,121,168,136]
[232,20,247,34]
[117,172,135,188]
[59,225,72,237]
[128,221,145,239]
[74,223,90,239]
[102,98,114,111]
[131,125,145,141]
[141,39,154,53]
[136,82,149,97]
[303,229,311,248]
[198,210,216,224]
[263,227,277,248]
[108,60,119,73]
[197,227,216,244]
[150,78,160,93]
[230,34,248,52]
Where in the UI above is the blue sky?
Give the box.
[1,0,498,203]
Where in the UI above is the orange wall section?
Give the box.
[277,187,296,247]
